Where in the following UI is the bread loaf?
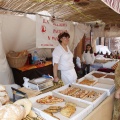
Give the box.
[0,104,25,120]
[14,98,32,118]
[0,95,9,105]
[0,91,7,97]
[0,85,10,105]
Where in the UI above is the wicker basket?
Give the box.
[7,51,28,68]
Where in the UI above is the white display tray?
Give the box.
[53,84,107,109]
[77,75,115,96]
[85,71,107,79]
[32,107,57,120]
[29,92,93,120]
[103,72,115,80]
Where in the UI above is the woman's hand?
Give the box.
[115,88,120,99]
[54,76,59,82]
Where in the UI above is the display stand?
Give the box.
[84,92,114,120]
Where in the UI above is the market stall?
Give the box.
[27,71,115,120]
[0,70,115,120]
[84,92,114,120]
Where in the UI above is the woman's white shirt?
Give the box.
[52,44,74,71]
[82,51,95,64]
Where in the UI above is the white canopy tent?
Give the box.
[0,14,120,85]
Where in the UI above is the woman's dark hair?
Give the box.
[58,32,70,43]
[85,44,93,54]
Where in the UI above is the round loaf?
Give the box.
[14,98,32,118]
[0,104,25,120]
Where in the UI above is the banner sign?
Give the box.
[101,0,120,14]
[36,15,73,48]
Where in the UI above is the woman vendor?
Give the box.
[112,61,120,120]
[52,32,77,85]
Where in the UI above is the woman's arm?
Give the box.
[53,63,59,82]
[115,88,120,99]
[114,61,120,99]
[82,52,86,63]
[115,61,120,90]
[91,53,95,64]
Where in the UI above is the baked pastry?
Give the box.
[44,106,62,113]
[65,102,76,107]
[48,106,62,110]
[36,95,64,104]
[79,79,96,86]
[23,115,45,120]
[60,105,76,118]
[43,110,53,116]
[59,87,80,96]
[44,109,58,113]
[14,98,32,118]
[92,73,105,78]
[105,75,115,79]
[0,104,25,120]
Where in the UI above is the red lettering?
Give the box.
[53,29,68,34]
[52,36,58,41]
[41,44,53,46]
[48,36,51,40]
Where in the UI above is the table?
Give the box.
[12,61,53,86]
[90,63,103,71]
[84,93,114,120]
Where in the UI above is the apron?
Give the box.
[61,68,77,85]
[59,48,77,85]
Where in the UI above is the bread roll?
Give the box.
[0,91,7,97]
[0,104,25,120]
[0,85,5,92]
[0,95,10,105]
[14,98,32,118]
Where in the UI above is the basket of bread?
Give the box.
[7,50,28,68]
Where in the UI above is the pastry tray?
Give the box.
[85,71,106,79]
[29,92,93,120]
[103,73,115,80]
[77,76,115,96]
[53,84,107,109]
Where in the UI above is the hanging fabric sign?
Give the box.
[36,15,73,48]
[101,0,120,14]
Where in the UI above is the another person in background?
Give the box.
[52,32,77,85]
[82,44,95,74]
[112,61,120,120]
